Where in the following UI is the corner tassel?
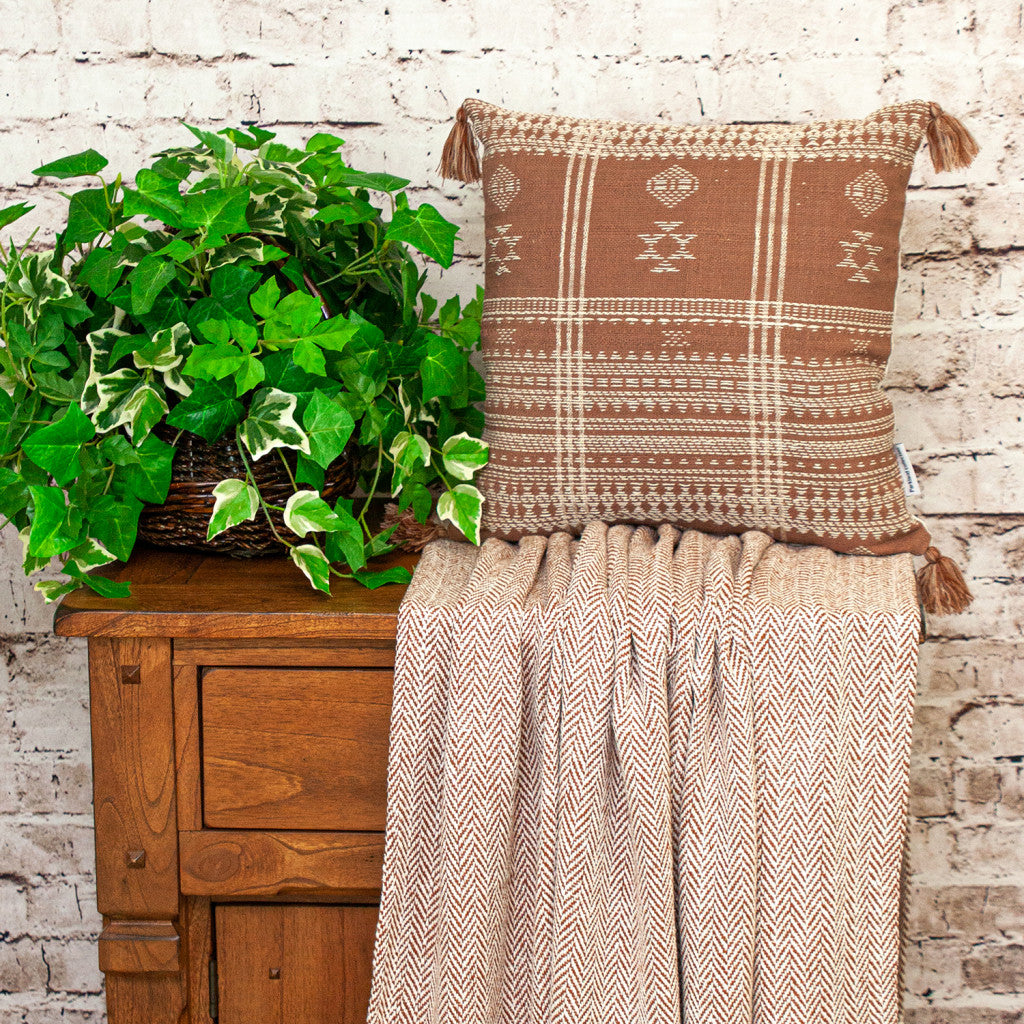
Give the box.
[916,545,973,616]
[926,102,979,173]
[439,105,481,183]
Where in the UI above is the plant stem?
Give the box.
[234,429,291,549]
[357,436,384,533]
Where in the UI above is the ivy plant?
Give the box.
[0,124,487,600]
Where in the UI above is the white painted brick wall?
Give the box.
[0,1,1021,1020]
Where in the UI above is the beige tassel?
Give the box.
[926,102,979,173]
[382,503,458,553]
[438,105,482,183]
[916,545,973,616]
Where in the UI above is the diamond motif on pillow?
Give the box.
[486,164,521,211]
[646,165,699,207]
[844,170,889,217]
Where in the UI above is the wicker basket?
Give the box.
[137,426,360,557]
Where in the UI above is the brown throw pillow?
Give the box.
[440,98,977,613]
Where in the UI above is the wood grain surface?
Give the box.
[179,830,385,899]
[89,638,179,918]
[216,904,378,1024]
[55,547,416,639]
[201,668,392,831]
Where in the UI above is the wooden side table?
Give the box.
[55,547,415,1024]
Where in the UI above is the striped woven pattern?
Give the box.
[368,524,921,1024]
[467,99,935,555]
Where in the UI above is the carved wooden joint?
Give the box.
[98,920,181,974]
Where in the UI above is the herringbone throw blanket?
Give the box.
[368,524,921,1024]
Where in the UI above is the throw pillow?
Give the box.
[440,99,977,614]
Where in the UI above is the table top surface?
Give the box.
[54,545,418,640]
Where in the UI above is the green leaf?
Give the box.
[262,290,323,341]
[354,565,413,589]
[385,203,458,268]
[291,543,331,593]
[0,466,29,520]
[34,149,108,178]
[182,122,235,162]
[238,387,310,461]
[188,264,260,333]
[441,432,489,481]
[420,336,467,402]
[153,237,195,262]
[21,404,96,486]
[180,187,250,238]
[119,432,175,504]
[76,246,122,298]
[65,188,113,244]
[129,255,177,316]
[302,392,355,470]
[207,478,260,540]
[86,494,143,561]
[293,338,327,377]
[123,176,185,226]
[330,169,410,192]
[312,200,379,226]
[305,132,345,152]
[437,483,483,545]
[233,354,265,397]
[183,342,245,381]
[165,378,243,443]
[283,490,346,538]
[98,434,141,466]
[250,277,281,318]
[0,202,34,230]
[323,500,365,570]
[72,573,132,600]
[27,485,81,558]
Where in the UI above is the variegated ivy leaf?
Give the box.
[437,484,483,545]
[35,579,80,603]
[389,430,431,496]
[81,328,132,412]
[91,370,169,444]
[290,543,331,593]
[283,489,345,538]
[133,322,192,372]
[67,537,117,574]
[18,527,47,574]
[238,387,310,461]
[441,432,489,481]
[133,323,194,398]
[207,479,260,540]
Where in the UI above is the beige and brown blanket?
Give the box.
[368,524,920,1024]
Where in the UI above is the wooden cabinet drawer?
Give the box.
[201,668,391,831]
[216,904,377,1024]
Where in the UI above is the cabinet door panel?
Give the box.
[216,904,378,1024]
[202,668,391,830]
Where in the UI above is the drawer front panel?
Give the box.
[216,904,378,1024]
[201,668,391,831]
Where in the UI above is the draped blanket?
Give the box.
[368,524,921,1024]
